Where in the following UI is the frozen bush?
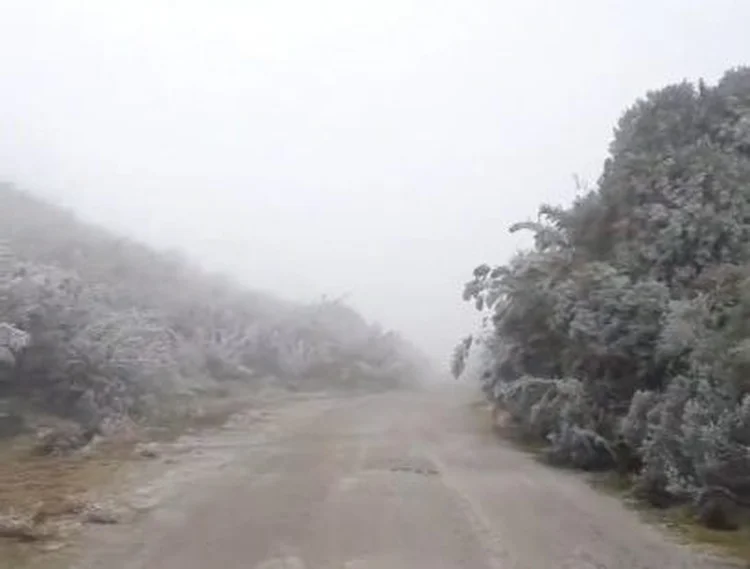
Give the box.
[454,68,750,516]
[0,186,431,429]
[546,424,616,471]
[495,376,604,464]
[497,377,558,433]
[620,390,661,451]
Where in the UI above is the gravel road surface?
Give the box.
[71,384,739,569]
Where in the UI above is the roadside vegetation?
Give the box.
[452,66,750,558]
[0,184,430,553]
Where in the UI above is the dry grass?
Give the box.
[589,470,750,565]
[0,387,263,567]
[0,436,135,568]
[665,506,750,566]
[0,439,130,513]
[0,400,247,515]
[0,386,264,517]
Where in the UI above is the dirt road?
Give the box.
[70,384,738,569]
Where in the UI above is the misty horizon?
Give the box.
[1,0,748,365]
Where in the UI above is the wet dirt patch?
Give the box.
[364,457,440,477]
[388,464,439,476]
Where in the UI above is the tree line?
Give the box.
[453,67,750,529]
[0,185,428,435]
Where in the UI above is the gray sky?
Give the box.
[0,1,747,365]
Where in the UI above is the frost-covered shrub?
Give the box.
[620,390,661,451]
[497,377,559,434]
[0,322,29,373]
[546,424,615,471]
[529,378,594,438]
[657,298,710,361]
[630,377,692,504]
[450,336,472,379]
[454,67,750,514]
[497,376,594,438]
[670,382,750,499]
[495,376,615,469]
[629,375,750,506]
[0,185,431,427]
[674,381,737,497]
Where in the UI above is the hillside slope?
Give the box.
[0,185,429,435]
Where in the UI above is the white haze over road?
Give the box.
[0,0,747,365]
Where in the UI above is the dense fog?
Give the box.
[1,1,748,364]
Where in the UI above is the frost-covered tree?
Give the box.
[453,67,750,517]
[0,184,428,430]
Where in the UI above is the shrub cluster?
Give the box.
[453,68,750,522]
